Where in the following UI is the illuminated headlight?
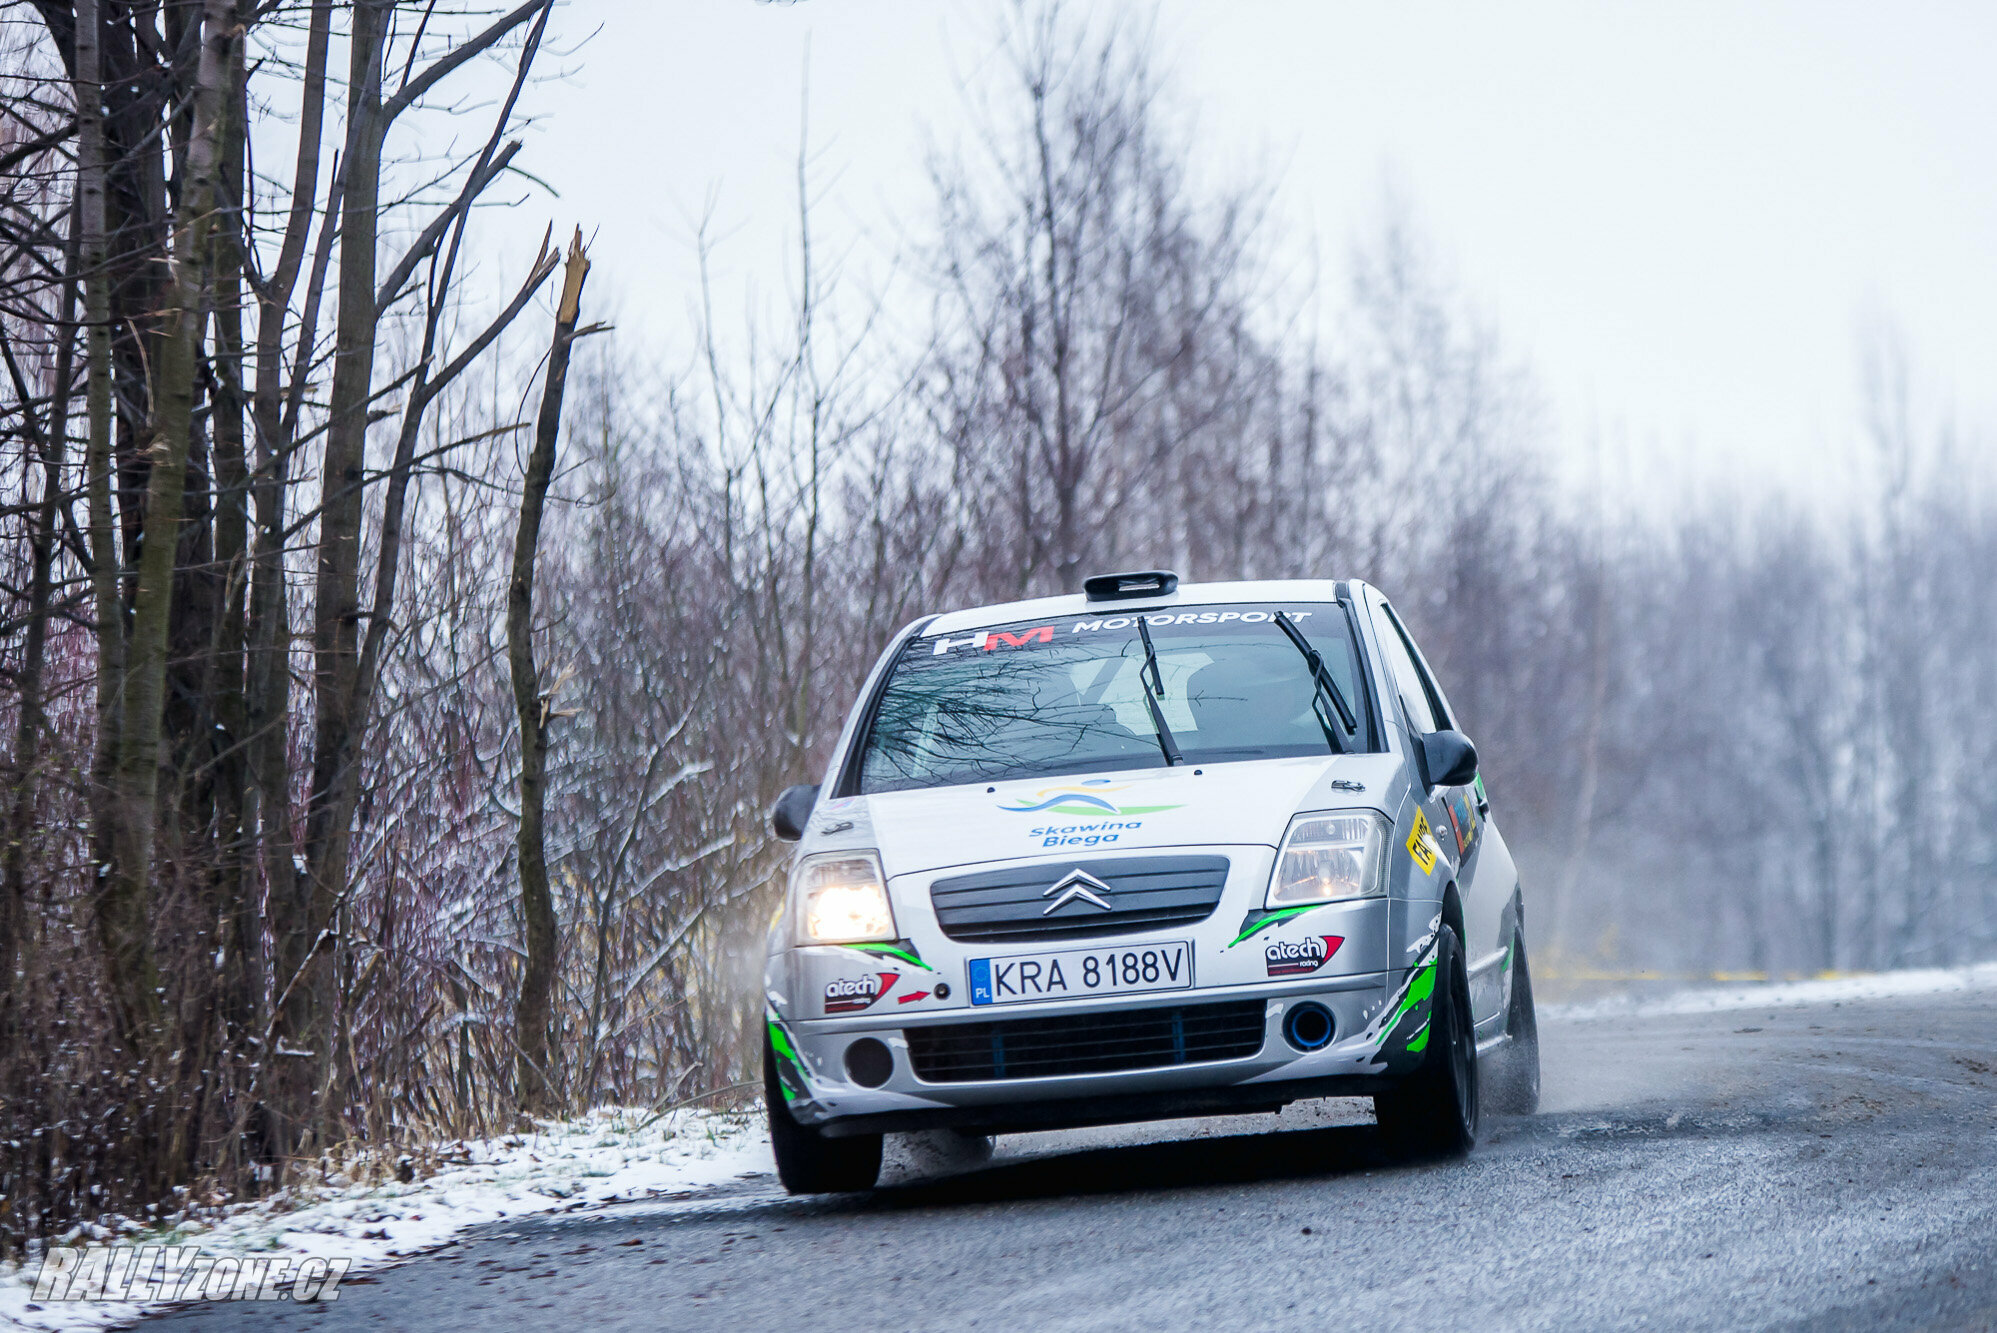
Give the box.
[1266,810,1391,907]
[793,851,897,945]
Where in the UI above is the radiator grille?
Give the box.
[904,999,1266,1083]
[930,855,1229,944]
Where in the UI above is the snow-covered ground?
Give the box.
[0,1107,771,1332]
[1543,959,1997,1022]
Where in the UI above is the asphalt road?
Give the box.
[158,986,1997,1332]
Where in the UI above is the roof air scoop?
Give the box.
[1082,570,1180,602]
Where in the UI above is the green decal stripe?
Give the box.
[1227,905,1322,948]
[1354,939,1443,1069]
[1407,958,1437,1005]
[766,1011,809,1104]
[1388,957,1437,1031]
[844,942,933,971]
[1367,947,1438,1054]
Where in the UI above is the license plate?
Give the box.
[968,941,1193,1006]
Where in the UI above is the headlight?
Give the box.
[793,851,897,944]
[1266,810,1391,908]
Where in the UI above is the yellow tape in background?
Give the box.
[1537,969,1866,983]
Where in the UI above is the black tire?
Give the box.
[1373,923,1479,1158]
[764,1039,883,1193]
[1488,929,1542,1116]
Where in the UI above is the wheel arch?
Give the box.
[1439,880,1466,946]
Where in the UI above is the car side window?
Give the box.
[1381,602,1455,732]
[1372,602,1440,735]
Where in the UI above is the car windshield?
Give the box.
[856,603,1376,793]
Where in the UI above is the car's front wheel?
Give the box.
[1374,923,1479,1158]
[764,1038,883,1193]
[1487,928,1541,1115]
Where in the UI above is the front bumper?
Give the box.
[774,971,1422,1135]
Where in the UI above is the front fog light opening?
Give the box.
[844,1037,893,1088]
[1282,1002,1335,1052]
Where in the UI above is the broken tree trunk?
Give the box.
[510,229,590,1116]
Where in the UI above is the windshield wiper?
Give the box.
[1134,617,1184,766]
[1273,612,1358,752]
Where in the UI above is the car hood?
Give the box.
[810,753,1405,878]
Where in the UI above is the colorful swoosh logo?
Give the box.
[998,782,1182,818]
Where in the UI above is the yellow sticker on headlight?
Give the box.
[1407,809,1439,875]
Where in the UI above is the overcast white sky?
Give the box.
[473,1,1997,504]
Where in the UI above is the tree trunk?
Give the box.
[511,230,591,1116]
[74,0,127,1051]
[75,0,122,914]
[2,210,79,1002]
[205,6,259,1091]
[100,0,237,1064]
[242,0,330,1160]
[286,0,388,1152]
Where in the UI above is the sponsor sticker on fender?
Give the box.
[823,972,900,1014]
[1407,809,1439,875]
[1443,786,1479,855]
[1265,933,1344,977]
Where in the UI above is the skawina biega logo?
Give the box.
[30,1245,352,1305]
[998,780,1182,818]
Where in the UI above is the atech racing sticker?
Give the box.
[1265,934,1344,977]
[823,972,900,1014]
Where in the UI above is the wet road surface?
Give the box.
[156,985,1997,1331]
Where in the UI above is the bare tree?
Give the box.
[510,228,592,1115]
[926,2,1272,598]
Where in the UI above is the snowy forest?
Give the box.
[1,0,1993,1252]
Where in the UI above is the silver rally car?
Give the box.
[762,571,1540,1192]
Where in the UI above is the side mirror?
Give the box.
[770,783,820,842]
[1420,730,1478,790]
